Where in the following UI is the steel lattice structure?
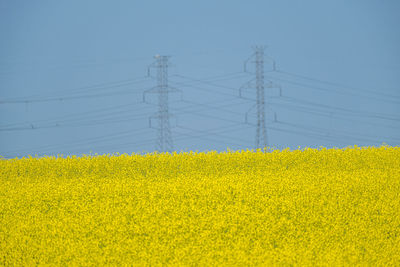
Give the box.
[254,46,268,149]
[144,55,174,153]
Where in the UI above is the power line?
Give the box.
[175,70,400,123]
[267,100,400,131]
[280,96,400,122]
[266,125,359,146]
[0,76,151,104]
[173,127,249,149]
[172,71,248,83]
[176,125,252,146]
[276,121,397,144]
[181,99,245,116]
[20,123,252,157]
[0,95,250,132]
[0,86,144,104]
[264,73,400,105]
[276,69,400,101]
[169,79,237,98]
[0,112,151,132]
[2,50,398,156]
[0,57,150,77]
[0,101,149,129]
[1,127,151,157]
[176,108,245,124]
[173,73,247,92]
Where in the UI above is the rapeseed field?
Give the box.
[0,146,399,265]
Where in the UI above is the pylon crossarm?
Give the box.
[243,53,255,73]
[264,55,277,71]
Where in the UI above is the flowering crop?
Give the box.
[1,146,399,265]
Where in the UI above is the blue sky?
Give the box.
[1,0,399,157]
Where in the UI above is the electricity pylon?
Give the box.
[144,55,178,153]
[240,46,279,151]
[254,46,267,149]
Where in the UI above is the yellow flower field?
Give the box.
[1,146,400,265]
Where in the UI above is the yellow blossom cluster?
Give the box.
[0,146,399,265]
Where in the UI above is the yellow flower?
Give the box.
[0,146,399,265]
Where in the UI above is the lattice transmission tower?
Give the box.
[240,46,280,150]
[144,55,178,153]
[254,47,267,149]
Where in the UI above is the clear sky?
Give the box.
[1,0,399,158]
